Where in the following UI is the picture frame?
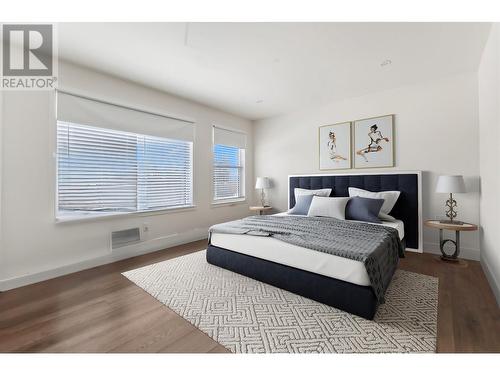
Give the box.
[353,114,394,169]
[318,122,352,170]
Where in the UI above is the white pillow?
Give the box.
[379,212,397,222]
[348,187,400,219]
[293,188,332,201]
[307,196,350,220]
[294,188,332,201]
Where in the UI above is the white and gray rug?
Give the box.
[123,250,438,353]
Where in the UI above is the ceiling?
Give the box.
[58,23,491,120]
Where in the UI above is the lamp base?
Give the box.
[260,189,267,208]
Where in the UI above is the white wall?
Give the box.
[254,73,480,259]
[478,24,500,305]
[0,61,253,290]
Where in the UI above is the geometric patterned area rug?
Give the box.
[123,250,438,353]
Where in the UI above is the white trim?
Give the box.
[481,250,500,307]
[211,198,247,207]
[55,205,198,224]
[287,171,423,252]
[51,91,58,224]
[0,227,208,292]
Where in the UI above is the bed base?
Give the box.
[206,244,379,320]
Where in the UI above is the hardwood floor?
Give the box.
[1,240,499,353]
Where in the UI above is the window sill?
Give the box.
[55,205,197,224]
[211,198,247,208]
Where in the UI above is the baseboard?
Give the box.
[481,251,500,307]
[423,242,480,261]
[0,228,209,292]
[2,234,483,292]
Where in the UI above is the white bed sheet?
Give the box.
[210,214,405,287]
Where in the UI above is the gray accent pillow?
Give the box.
[348,187,400,219]
[307,196,350,220]
[288,194,315,215]
[345,196,384,223]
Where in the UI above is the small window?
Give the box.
[213,126,246,202]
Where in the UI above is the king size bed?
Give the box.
[206,172,422,320]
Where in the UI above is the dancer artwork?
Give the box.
[354,115,394,168]
[319,122,351,170]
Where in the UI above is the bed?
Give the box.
[206,172,422,320]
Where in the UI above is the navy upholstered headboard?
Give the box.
[288,172,422,251]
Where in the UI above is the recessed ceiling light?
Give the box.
[256,99,264,104]
[381,59,392,67]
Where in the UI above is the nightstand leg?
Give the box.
[455,230,461,258]
[439,228,460,261]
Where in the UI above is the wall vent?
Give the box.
[111,227,141,249]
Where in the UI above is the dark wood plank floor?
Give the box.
[1,240,499,353]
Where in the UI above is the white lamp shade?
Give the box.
[255,177,271,189]
[436,175,466,193]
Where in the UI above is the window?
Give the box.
[213,126,246,202]
[56,92,194,219]
[57,122,193,217]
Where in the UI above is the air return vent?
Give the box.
[111,227,141,249]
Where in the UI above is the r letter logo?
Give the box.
[1,24,57,89]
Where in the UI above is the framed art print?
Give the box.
[354,115,394,168]
[319,122,351,170]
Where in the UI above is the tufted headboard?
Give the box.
[288,171,422,251]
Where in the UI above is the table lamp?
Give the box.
[436,175,466,224]
[255,177,271,207]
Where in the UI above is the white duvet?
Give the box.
[210,212,404,287]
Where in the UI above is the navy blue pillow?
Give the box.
[345,196,384,223]
[288,194,314,215]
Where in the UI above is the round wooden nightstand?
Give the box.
[424,220,478,261]
[249,206,273,215]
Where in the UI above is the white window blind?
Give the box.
[56,92,194,218]
[213,126,246,201]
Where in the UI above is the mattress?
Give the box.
[210,214,405,287]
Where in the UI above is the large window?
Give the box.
[57,122,193,217]
[213,126,246,202]
[56,92,194,219]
